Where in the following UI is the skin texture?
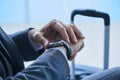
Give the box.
[29,19,85,60]
[69,39,84,60]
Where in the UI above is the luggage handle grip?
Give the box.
[71,9,110,26]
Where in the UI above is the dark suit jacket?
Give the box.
[0,28,70,80]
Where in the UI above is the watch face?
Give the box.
[48,41,64,49]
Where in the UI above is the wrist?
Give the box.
[47,40,72,60]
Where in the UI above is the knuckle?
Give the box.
[67,26,72,31]
[51,19,58,25]
[60,27,66,31]
[71,24,76,28]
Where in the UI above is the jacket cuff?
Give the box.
[11,28,42,61]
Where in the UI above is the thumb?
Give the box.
[33,32,49,48]
[41,37,49,48]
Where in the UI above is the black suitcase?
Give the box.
[69,9,110,80]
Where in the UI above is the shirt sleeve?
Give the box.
[28,32,43,51]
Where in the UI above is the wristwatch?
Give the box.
[48,40,72,60]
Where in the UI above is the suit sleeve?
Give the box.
[4,48,70,80]
[10,28,43,61]
[82,67,120,80]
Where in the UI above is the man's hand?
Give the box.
[29,19,85,48]
[69,39,84,60]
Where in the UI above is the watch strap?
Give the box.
[48,40,72,60]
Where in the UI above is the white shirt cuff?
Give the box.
[28,33,43,51]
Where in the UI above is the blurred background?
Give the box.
[0,0,120,69]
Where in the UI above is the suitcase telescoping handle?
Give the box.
[70,9,110,80]
[71,9,110,26]
[70,9,110,69]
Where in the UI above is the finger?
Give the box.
[70,24,85,39]
[40,36,49,48]
[60,22,77,43]
[78,40,84,51]
[33,31,49,48]
[69,40,84,61]
[51,20,70,43]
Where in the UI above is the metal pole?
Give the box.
[104,26,110,69]
[70,20,75,80]
[70,60,75,80]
